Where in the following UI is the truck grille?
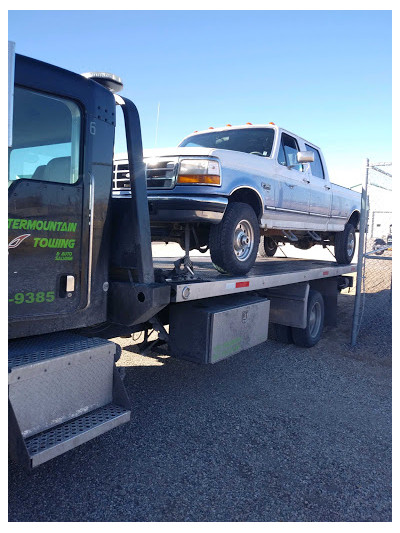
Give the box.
[113,158,178,194]
[146,158,178,189]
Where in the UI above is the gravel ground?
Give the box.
[8,285,391,522]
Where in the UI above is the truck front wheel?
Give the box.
[334,222,356,264]
[209,202,260,275]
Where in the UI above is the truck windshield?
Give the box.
[179,128,275,157]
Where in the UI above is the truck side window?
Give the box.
[305,144,325,179]
[278,133,303,172]
[9,87,81,184]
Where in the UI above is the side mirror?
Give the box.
[297,151,314,163]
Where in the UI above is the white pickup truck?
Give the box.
[114,123,361,275]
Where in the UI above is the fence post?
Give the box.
[351,158,369,346]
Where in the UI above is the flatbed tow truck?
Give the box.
[8,43,356,469]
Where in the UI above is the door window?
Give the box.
[278,133,303,172]
[9,87,81,184]
[305,144,325,179]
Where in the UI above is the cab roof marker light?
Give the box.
[246,122,252,125]
[81,72,123,93]
[226,124,232,127]
[269,122,275,125]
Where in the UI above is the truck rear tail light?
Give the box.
[177,159,221,186]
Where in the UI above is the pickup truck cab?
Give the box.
[114,123,361,275]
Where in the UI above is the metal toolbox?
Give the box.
[168,294,270,364]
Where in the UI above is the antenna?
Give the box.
[155,102,160,147]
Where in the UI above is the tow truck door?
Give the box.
[8,53,115,338]
[8,83,88,323]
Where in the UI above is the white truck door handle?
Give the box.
[324,185,331,190]
[66,275,75,292]
[285,183,295,189]
[303,178,310,184]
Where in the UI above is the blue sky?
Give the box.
[8,10,392,186]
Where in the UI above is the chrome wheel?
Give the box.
[347,232,355,258]
[233,219,254,261]
[209,202,260,275]
[309,300,322,338]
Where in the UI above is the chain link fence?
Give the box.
[351,160,392,347]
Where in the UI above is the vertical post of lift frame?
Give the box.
[114,94,154,285]
[351,158,369,346]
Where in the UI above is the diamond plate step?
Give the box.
[25,403,130,468]
[8,333,131,469]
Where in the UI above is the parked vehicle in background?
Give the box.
[373,224,392,255]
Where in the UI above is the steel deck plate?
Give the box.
[153,257,357,302]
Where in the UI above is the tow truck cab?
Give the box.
[8,49,165,340]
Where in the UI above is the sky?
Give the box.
[8,9,392,187]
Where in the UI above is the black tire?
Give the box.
[259,236,278,257]
[209,202,260,275]
[372,238,386,255]
[291,290,325,347]
[334,223,356,264]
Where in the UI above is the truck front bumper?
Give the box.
[148,195,228,224]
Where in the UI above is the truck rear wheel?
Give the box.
[259,236,278,257]
[334,222,356,264]
[209,202,260,275]
[291,290,325,347]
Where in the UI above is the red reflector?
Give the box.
[323,271,329,276]
[236,281,250,288]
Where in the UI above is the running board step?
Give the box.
[282,230,298,242]
[308,231,322,241]
[8,332,131,469]
[24,403,130,468]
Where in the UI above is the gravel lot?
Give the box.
[9,283,391,522]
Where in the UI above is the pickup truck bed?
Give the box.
[154,257,357,302]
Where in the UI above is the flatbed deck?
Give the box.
[153,257,357,302]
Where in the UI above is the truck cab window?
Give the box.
[9,87,81,184]
[305,144,325,179]
[278,132,303,172]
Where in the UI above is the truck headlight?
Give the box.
[177,159,221,185]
